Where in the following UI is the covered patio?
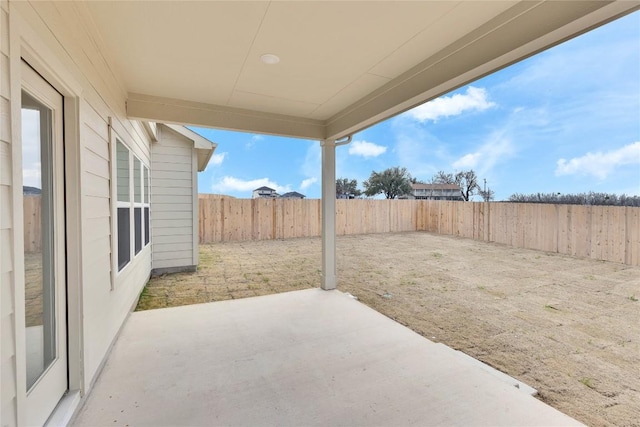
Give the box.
[84,0,638,291]
[5,2,638,425]
[73,289,581,426]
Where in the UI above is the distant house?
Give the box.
[337,193,358,199]
[280,191,306,199]
[252,186,279,198]
[23,186,42,195]
[408,183,463,201]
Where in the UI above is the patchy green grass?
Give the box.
[580,377,595,389]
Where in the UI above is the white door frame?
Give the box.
[21,59,67,427]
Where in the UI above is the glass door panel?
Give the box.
[22,91,56,390]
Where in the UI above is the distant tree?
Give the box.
[478,188,495,202]
[431,169,480,201]
[508,192,640,207]
[363,167,413,199]
[455,170,480,202]
[431,171,455,185]
[336,178,361,198]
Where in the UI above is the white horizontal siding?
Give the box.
[0,96,9,143]
[83,124,109,162]
[153,250,193,261]
[153,178,192,189]
[0,54,8,101]
[150,186,193,197]
[153,242,194,253]
[84,149,110,181]
[83,172,110,199]
[83,195,110,217]
[153,218,193,229]
[146,161,189,172]
[0,2,16,423]
[151,210,192,220]
[85,216,111,240]
[0,141,10,185]
[83,235,112,267]
[151,126,195,271]
[152,203,192,213]
[152,169,192,181]
[152,258,194,270]
[152,145,193,158]
[83,251,111,279]
[152,234,193,245]
[152,225,193,238]
[152,194,193,205]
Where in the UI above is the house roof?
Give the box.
[281,192,306,199]
[78,1,638,141]
[412,183,461,191]
[164,124,217,172]
[254,186,275,192]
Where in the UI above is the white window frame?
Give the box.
[109,122,150,288]
[132,157,151,255]
[143,165,151,247]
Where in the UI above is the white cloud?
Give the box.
[406,86,496,122]
[208,152,226,166]
[245,134,264,149]
[22,166,42,189]
[211,176,291,194]
[452,131,514,176]
[390,116,446,179]
[452,153,481,170]
[555,142,640,180]
[298,143,321,193]
[300,177,317,190]
[21,109,42,188]
[348,140,387,158]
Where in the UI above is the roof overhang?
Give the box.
[164,124,217,172]
[87,1,639,141]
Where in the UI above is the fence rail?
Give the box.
[198,195,640,266]
[21,195,638,265]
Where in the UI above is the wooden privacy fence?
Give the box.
[21,194,637,263]
[418,202,639,266]
[198,195,640,266]
[23,195,41,253]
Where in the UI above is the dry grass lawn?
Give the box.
[137,232,640,427]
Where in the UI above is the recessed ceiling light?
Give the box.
[260,54,280,65]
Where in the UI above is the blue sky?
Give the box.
[192,11,640,201]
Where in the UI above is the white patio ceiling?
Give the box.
[86,1,639,141]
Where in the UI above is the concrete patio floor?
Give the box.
[72,289,583,426]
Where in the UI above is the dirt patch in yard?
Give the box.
[137,232,640,427]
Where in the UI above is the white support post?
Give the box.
[320,139,337,290]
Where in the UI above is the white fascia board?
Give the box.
[325,1,639,140]
[164,124,217,171]
[128,93,325,141]
[141,121,158,142]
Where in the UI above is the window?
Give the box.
[114,139,150,273]
[134,157,142,255]
[144,166,150,246]
[116,140,130,271]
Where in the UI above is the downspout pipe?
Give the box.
[334,135,352,147]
